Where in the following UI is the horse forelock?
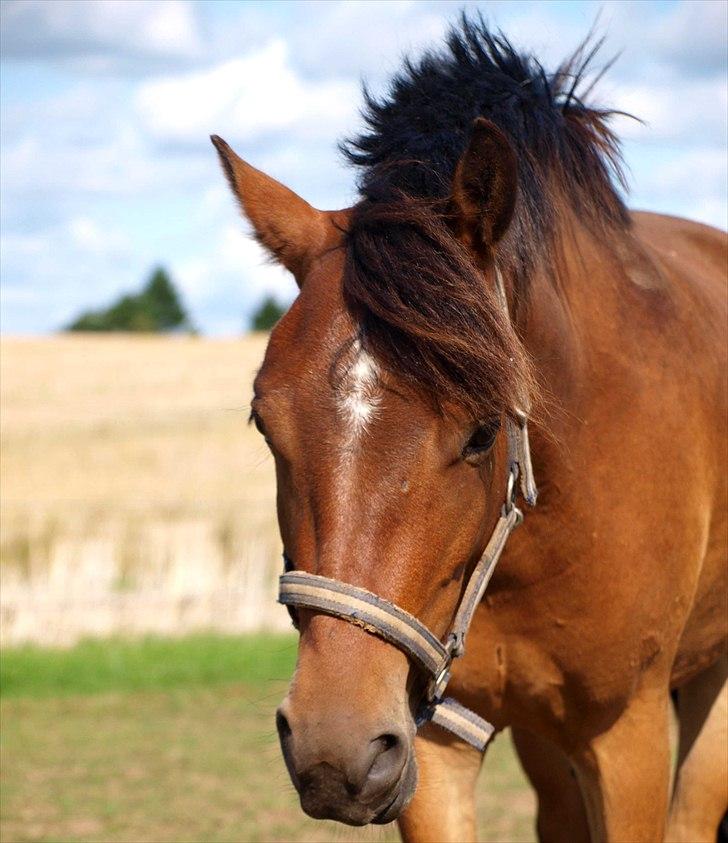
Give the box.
[340,194,535,422]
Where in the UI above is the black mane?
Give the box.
[342,15,628,235]
[340,15,630,419]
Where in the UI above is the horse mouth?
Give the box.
[296,752,417,827]
[371,756,418,825]
[371,789,405,825]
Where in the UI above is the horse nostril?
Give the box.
[383,733,398,750]
[276,709,292,741]
[359,731,406,799]
[372,732,399,755]
[276,707,299,788]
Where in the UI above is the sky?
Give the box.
[1,0,726,335]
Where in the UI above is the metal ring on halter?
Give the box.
[504,466,519,516]
[428,664,451,702]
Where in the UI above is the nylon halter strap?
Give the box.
[278,266,537,752]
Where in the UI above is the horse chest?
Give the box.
[453,589,673,737]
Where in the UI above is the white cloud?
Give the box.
[631,147,728,229]
[0,0,201,66]
[2,129,150,197]
[68,217,129,255]
[0,116,218,209]
[609,77,727,144]
[651,0,728,78]
[135,39,359,146]
[488,3,598,69]
[0,231,46,259]
[0,221,137,332]
[175,226,297,315]
[289,0,449,84]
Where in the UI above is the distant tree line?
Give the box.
[66,265,289,334]
[66,267,192,333]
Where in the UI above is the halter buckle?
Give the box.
[428,663,451,702]
[503,466,519,515]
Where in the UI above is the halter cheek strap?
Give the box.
[278,266,536,752]
[278,412,534,752]
[279,496,523,750]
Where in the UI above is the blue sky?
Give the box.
[1,0,726,334]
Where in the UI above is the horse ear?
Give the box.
[451,118,518,248]
[210,135,325,280]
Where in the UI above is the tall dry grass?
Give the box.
[1,334,287,645]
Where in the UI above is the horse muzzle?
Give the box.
[276,698,417,825]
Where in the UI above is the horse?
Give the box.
[212,19,727,842]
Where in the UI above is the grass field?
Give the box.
[1,634,536,843]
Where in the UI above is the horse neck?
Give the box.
[481,222,626,595]
[512,218,629,424]
[499,217,635,530]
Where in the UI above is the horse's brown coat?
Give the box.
[211,32,727,843]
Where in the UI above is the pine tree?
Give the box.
[142,267,188,331]
[250,296,286,331]
[65,267,191,333]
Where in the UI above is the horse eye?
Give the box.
[463,419,501,460]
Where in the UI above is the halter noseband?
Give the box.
[278,267,537,752]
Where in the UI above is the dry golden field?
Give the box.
[0,334,285,645]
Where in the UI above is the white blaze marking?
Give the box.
[338,340,381,441]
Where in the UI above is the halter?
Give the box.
[278,267,537,752]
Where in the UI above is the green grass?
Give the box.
[0,635,535,843]
[1,633,298,698]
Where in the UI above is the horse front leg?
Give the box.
[572,685,672,843]
[667,655,728,843]
[512,726,590,843]
[398,724,484,843]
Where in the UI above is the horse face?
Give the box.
[249,252,506,824]
[212,125,519,824]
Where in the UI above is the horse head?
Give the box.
[212,121,533,825]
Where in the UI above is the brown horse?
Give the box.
[212,20,727,843]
